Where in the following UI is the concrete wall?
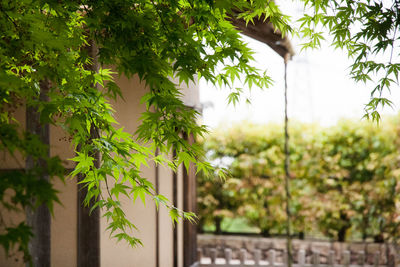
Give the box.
[51,178,77,267]
[100,74,159,267]
[0,104,25,169]
[0,103,77,267]
[0,73,198,266]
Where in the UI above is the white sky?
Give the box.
[199,1,400,128]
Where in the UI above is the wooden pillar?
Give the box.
[77,40,100,267]
[26,80,51,267]
[155,150,160,267]
[173,149,178,267]
[183,133,197,267]
[77,154,100,267]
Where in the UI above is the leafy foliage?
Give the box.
[308,119,400,241]
[1,0,400,262]
[0,0,287,262]
[297,0,400,121]
[198,119,400,241]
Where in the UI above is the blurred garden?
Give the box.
[197,116,400,243]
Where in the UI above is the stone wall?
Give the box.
[198,234,399,265]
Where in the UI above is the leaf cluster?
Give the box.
[298,0,400,121]
[199,118,400,241]
[0,0,290,261]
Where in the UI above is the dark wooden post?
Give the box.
[183,133,197,267]
[77,151,100,267]
[173,149,178,267]
[26,80,51,267]
[155,150,160,267]
[77,40,100,267]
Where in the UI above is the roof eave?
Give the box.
[229,14,294,59]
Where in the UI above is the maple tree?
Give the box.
[1,0,399,264]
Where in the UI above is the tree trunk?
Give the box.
[215,217,222,235]
[26,80,51,267]
[261,228,271,237]
[337,227,347,242]
[374,234,384,243]
[337,212,349,242]
[298,231,305,240]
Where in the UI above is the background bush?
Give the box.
[197,117,400,242]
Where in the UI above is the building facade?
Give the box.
[0,74,199,267]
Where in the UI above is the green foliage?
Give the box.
[0,0,288,262]
[1,0,400,262]
[198,119,400,241]
[297,0,400,121]
[308,119,400,241]
[198,123,316,236]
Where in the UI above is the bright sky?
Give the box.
[199,2,400,129]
